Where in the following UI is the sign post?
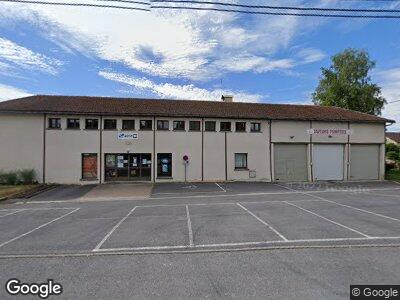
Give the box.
[183,155,189,183]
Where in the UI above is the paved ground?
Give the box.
[1,181,400,299]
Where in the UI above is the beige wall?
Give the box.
[0,113,387,184]
[0,113,44,183]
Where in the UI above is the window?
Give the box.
[250,122,261,132]
[48,118,61,129]
[157,153,172,177]
[122,120,135,130]
[82,153,98,180]
[104,119,117,130]
[173,121,185,131]
[140,120,152,130]
[85,119,98,130]
[235,153,248,169]
[189,121,201,131]
[67,118,80,129]
[235,122,246,132]
[204,121,216,132]
[220,122,231,132]
[157,120,169,130]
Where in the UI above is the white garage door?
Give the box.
[313,144,344,181]
[274,144,308,182]
[350,144,380,180]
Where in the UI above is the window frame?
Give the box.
[104,119,117,130]
[48,118,61,129]
[250,122,261,132]
[220,121,231,132]
[67,118,80,130]
[173,120,186,131]
[189,121,201,131]
[85,119,99,130]
[139,120,153,131]
[204,121,216,132]
[234,153,248,170]
[235,122,246,132]
[122,119,135,130]
[157,120,169,131]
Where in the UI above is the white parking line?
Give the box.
[93,206,137,251]
[236,203,288,241]
[366,192,400,199]
[0,208,79,249]
[279,184,400,224]
[284,201,370,238]
[215,183,226,192]
[93,236,400,252]
[186,205,194,247]
[0,210,23,218]
[0,207,76,211]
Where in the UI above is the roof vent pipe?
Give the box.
[221,95,234,102]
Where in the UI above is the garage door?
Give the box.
[274,144,308,181]
[313,144,344,181]
[350,144,380,180]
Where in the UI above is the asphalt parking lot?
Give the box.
[1,181,400,299]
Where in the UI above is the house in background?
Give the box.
[386,132,400,145]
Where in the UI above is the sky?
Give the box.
[0,0,399,130]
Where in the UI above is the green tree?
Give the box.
[312,48,386,115]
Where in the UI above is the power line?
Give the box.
[95,0,149,5]
[0,0,151,10]
[387,100,400,104]
[151,5,400,18]
[151,0,400,13]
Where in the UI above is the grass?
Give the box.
[386,169,400,182]
[0,185,36,199]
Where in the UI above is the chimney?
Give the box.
[221,95,233,102]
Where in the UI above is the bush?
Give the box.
[386,143,400,153]
[387,151,399,161]
[1,171,18,185]
[18,169,36,184]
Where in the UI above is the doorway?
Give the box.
[105,153,152,181]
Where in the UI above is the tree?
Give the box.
[312,48,386,115]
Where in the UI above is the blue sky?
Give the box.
[0,0,399,130]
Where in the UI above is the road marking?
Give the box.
[0,210,23,218]
[284,201,370,238]
[0,208,79,249]
[92,236,400,252]
[366,192,400,199]
[236,203,288,241]
[93,206,137,251]
[279,183,400,224]
[215,183,226,192]
[0,207,77,212]
[186,205,194,247]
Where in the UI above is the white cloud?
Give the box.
[0,37,62,75]
[99,70,263,102]
[0,83,31,101]
[0,1,324,81]
[376,68,400,131]
[296,48,326,64]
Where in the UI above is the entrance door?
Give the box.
[313,144,344,181]
[350,144,380,180]
[105,153,152,181]
[274,144,308,181]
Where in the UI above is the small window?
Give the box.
[235,153,248,169]
[104,119,117,130]
[157,120,169,130]
[235,122,246,132]
[67,118,80,129]
[48,118,61,129]
[85,119,98,130]
[189,121,201,131]
[157,153,172,177]
[205,121,216,132]
[122,120,135,130]
[173,121,185,131]
[250,122,261,132]
[140,120,152,130]
[220,122,231,132]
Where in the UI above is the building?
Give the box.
[0,95,394,184]
[386,132,400,145]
